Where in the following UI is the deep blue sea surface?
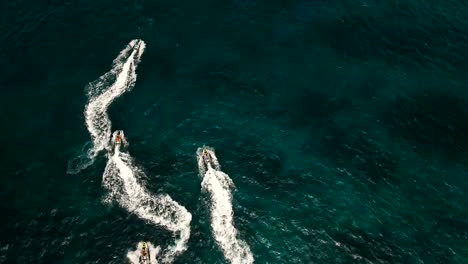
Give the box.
[1,0,468,263]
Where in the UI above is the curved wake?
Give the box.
[104,135,192,264]
[196,147,254,264]
[67,39,146,174]
[66,39,191,262]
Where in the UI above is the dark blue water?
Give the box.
[1,0,468,263]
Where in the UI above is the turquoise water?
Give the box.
[1,0,468,263]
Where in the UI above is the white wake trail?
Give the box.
[104,137,192,264]
[197,147,254,264]
[67,39,146,174]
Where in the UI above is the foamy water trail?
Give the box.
[67,39,146,174]
[103,135,192,263]
[196,147,254,264]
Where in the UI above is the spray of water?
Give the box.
[196,147,254,264]
[66,39,191,262]
[67,39,146,174]
[104,134,192,263]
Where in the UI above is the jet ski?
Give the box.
[132,40,142,51]
[109,130,128,155]
[139,242,151,264]
[129,40,144,60]
[115,131,123,145]
[197,146,220,175]
[202,147,212,164]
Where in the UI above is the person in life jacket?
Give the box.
[202,148,211,163]
[115,131,122,144]
[139,242,149,263]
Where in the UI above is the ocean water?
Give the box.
[1,0,468,263]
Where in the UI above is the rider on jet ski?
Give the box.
[115,131,123,144]
[109,130,129,155]
[139,242,150,264]
[202,147,212,164]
